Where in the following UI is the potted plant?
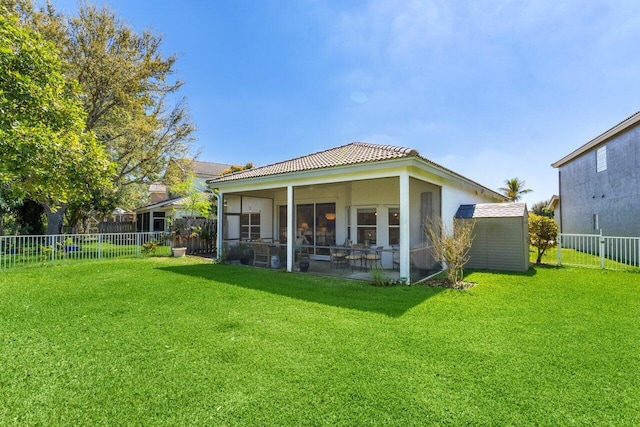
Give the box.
[169,218,188,257]
[238,243,253,265]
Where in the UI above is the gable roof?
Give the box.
[552,111,640,168]
[166,159,232,180]
[191,160,232,179]
[208,142,505,200]
[455,203,527,219]
[135,196,186,212]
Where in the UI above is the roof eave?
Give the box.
[552,112,640,168]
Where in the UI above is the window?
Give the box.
[593,214,599,230]
[241,213,260,240]
[388,208,400,245]
[357,208,377,245]
[596,146,607,172]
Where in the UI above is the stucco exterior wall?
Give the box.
[559,123,640,237]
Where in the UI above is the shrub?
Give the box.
[424,217,476,287]
[529,214,558,264]
[142,240,158,255]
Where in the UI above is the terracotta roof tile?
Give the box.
[208,142,506,201]
[209,142,418,183]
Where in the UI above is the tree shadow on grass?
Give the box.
[157,264,444,318]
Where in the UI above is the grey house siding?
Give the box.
[455,203,529,272]
[558,123,640,237]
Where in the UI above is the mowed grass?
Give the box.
[1,258,639,425]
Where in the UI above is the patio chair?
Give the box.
[364,246,383,270]
[330,247,347,269]
[391,245,400,270]
[253,244,270,268]
[345,248,363,270]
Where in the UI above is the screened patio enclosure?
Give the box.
[210,142,506,284]
[218,177,443,283]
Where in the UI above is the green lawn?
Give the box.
[1,258,639,425]
[532,245,640,271]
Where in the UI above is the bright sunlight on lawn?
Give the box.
[1,257,639,425]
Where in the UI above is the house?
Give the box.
[208,142,506,284]
[136,159,232,232]
[552,111,640,237]
[455,203,529,272]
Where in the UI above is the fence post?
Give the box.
[136,233,141,258]
[599,230,605,269]
[98,234,102,260]
[50,235,55,266]
[557,233,562,265]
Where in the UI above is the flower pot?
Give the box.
[299,260,309,272]
[270,255,280,269]
[172,247,187,257]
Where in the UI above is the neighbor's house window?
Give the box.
[388,208,400,245]
[593,214,599,230]
[596,146,607,172]
[241,213,260,240]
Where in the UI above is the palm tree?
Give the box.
[499,177,533,202]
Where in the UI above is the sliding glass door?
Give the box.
[296,203,336,256]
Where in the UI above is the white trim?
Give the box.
[287,186,294,272]
[216,192,223,260]
[399,172,411,283]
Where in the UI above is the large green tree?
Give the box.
[7,0,194,228]
[0,10,113,234]
[499,177,533,202]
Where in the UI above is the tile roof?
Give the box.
[455,203,527,219]
[208,142,506,201]
[209,142,419,183]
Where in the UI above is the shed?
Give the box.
[455,203,529,272]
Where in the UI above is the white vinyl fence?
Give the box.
[557,232,640,270]
[0,232,169,270]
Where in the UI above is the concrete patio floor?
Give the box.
[294,259,400,282]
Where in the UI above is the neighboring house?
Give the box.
[208,142,506,283]
[552,111,640,237]
[136,159,232,232]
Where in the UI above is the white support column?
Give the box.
[216,192,223,261]
[399,172,411,283]
[286,186,295,272]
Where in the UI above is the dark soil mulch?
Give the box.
[423,277,477,290]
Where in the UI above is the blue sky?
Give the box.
[51,0,640,205]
